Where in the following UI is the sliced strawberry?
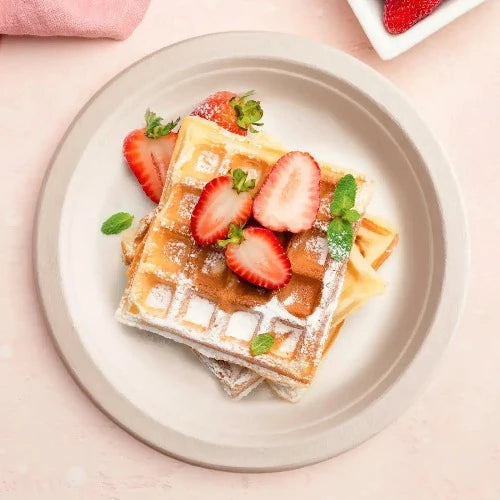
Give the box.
[191,90,263,136]
[219,224,292,290]
[190,169,256,245]
[253,151,321,233]
[123,110,180,204]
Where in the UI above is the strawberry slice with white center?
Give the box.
[253,151,321,233]
[123,110,180,204]
[219,224,292,290]
[190,169,256,245]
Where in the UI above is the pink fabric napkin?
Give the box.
[0,0,151,40]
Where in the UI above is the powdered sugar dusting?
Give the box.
[319,196,330,216]
[305,235,329,265]
[283,292,298,307]
[195,150,221,174]
[164,241,186,265]
[239,165,260,183]
[254,296,305,334]
[226,311,260,341]
[184,295,215,327]
[202,251,225,275]
[274,322,302,358]
[219,156,232,174]
[145,284,172,310]
[178,192,199,220]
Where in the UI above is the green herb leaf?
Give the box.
[101,212,134,235]
[251,333,275,356]
[330,174,357,217]
[327,217,354,262]
[144,109,180,139]
[217,223,245,248]
[326,174,360,261]
[229,91,264,133]
[232,168,256,193]
[343,208,361,223]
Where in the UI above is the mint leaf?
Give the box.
[144,109,180,139]
[343,208,361,223]
[101,212,134,235]
[326,175,359,261]
[327,217,354,262]
[330,174,357,216]
[250,333,275,356]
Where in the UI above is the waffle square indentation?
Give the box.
[225,311,262,342]
[287,229,329,280]
[270,320,304,359]
[180,144,228,181]
[162,184,201,233]
[180,294,216,330]
[277,274,322,318]
[132,276,173,318]
[142,229,191,281]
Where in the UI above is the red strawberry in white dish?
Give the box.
[253,151,321,233]
[123,110,180,204]
[219,224,292,290]
[191,90,263,136]
[384,0,442,34]
[190,169,256,245]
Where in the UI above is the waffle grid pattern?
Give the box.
[117,117,368,386]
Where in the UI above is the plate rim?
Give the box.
[33,31,469,471]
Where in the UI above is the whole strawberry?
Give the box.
[384,0,442,34]
[191,90,263,135]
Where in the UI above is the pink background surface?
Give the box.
[1,0,499,498]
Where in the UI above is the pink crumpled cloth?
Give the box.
[0,0,151,40]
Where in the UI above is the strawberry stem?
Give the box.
[218,223,245,248]
[232,169,256,194]
[229,91,264,133]
[144,109,180,139]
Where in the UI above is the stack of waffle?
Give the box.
[117,116,397,401]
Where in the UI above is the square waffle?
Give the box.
[197,216,398,401]
[121,214,397,401]
[116,116,373,388]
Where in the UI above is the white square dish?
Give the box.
[348,0,487,59]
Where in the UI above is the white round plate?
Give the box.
[35,32,468,471]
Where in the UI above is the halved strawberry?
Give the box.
[219,224,292,290]
[253,151,321,233]
[191,90,263,136]
[123,110,180,204]
[190,169,256,245]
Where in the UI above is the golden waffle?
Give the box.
[269,216,398,401]
[199,216,397,401]
[121,214,397,400]
[116,116,373,388]
[122,216,266,398]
